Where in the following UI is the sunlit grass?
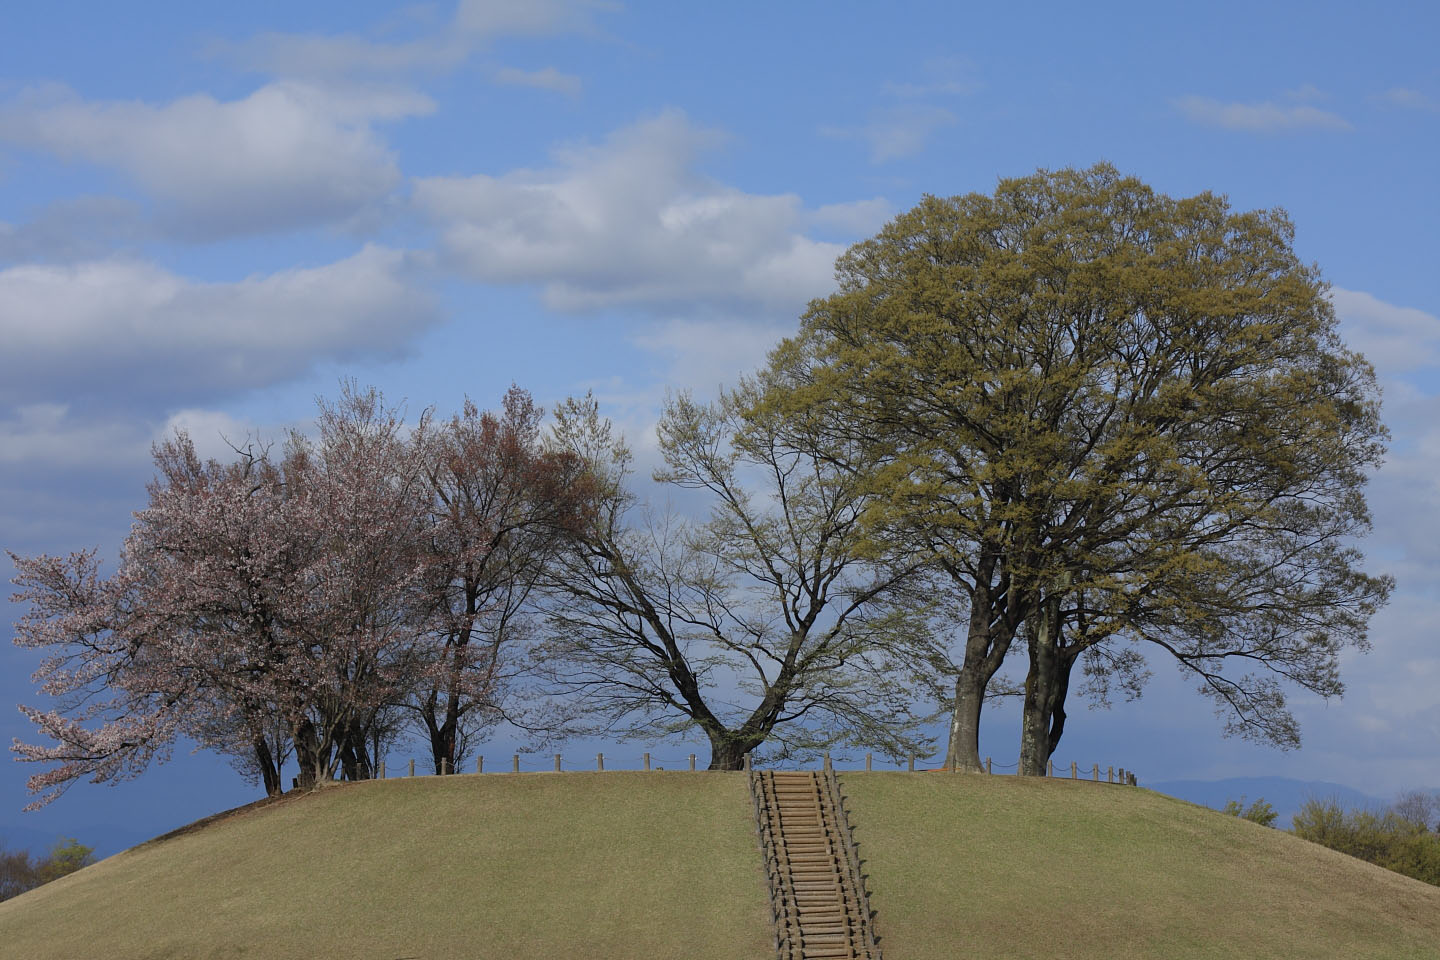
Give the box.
[0,772,772,960]
[5,769,1439,959]
[842,772,1440,960]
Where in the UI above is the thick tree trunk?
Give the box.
[706,731,763,770]
[944,668,987,772]
[1019,596,1060,776]
[336,722,373,780]
[943,582,1020,771]
[291,716,332,791]
[424,702,460,775]
[942,550,1024,773]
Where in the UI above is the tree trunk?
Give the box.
[1019,594,1061,776]
[291,715,332,791]
[252,736,283,797]
[292,718,320,791]
[943,584,1020,771]
[944,668,987,772]
[1046,652,1075,759]
[706,732,760,770]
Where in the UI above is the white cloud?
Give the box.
[1375,87,1440,112]
[632,318,792,397]
[1330,287,1440,375]
[1173,94,1351,132]
[155,409,278,463]
[231,0,607,80]
[413,110,845,313]
[820,104,957,163]
[0,82,430,238]
[810,197,892,236]
[493,66,583,96]
[0,245,440,407]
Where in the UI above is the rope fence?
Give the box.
[369,751,1139,786]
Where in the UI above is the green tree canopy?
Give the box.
[757,163,1391,772]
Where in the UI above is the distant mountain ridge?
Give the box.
[1148,776,1400,829]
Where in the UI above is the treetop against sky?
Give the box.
[0,1,1436,843]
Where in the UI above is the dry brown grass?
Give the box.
[0,771,772,960]
[840,772,1440,960]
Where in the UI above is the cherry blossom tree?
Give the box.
[10,384,432,805]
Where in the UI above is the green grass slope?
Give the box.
[6,770,1440,960]
[0,772,772,960]
[841,773,1440,960]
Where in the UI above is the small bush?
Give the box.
[1220,796,1278,827]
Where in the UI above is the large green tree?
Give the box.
[758,164,1391,772]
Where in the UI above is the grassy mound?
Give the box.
[0,772,772,960]
[6,769,1439,959]
[840,773,1440,960]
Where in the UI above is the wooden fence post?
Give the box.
[985,757,992,775]
[1107,765,1114,783]
[477,756,483,774]
[441,758,451,776]
[1047,759,1054,778]
[1118,767,1125,784]
[689,754,696,771]
[1129,772,1138,786]
[743,754,752,772]
[644,752,651,771]
[865,752,872,772]
[1071,761,1077,779]
[907,754,914,773]
[823,752,832,773]
[597,753,604,771]
[949,753,956,773]
[408,759,415,777]
[1093,763,1099,781]
[512,754,520,773]
[554,754,562,772]
[377,761,385,779]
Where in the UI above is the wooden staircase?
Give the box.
[750,769,881,960]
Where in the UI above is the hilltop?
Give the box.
[1,771,1437,959]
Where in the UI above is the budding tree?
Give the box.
[758,163,1391,773]
[532,390,947,770]
[409,386,591,775]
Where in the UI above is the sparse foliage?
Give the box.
[531,390,948,769]
[408,386,591,774]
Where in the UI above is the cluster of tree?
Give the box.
[1220,796,1279,826]
[10,385,593,803]
[0,837,94,901]
[8,165,1393,807]
[1292,792,1440,887]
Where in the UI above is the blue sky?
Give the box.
[2,0,1438,852]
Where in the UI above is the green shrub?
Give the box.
[1292,796,1440,887]
[0,837,94,901]
[1220,796,1278,827]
